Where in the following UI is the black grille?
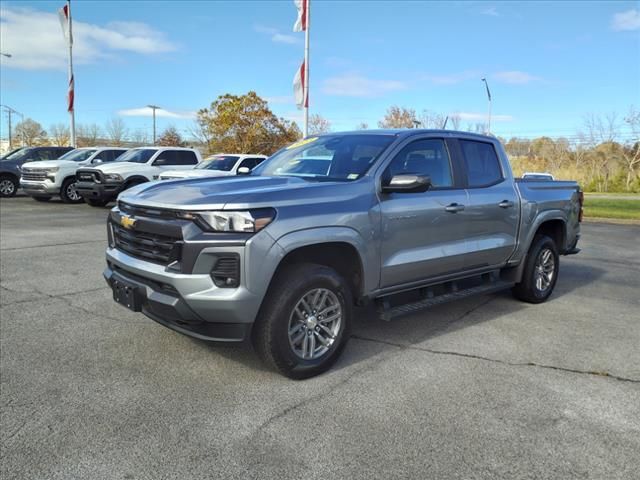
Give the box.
[21,170,48,181]
[112,223,182,265]
[211,255,240,288]
[119,201,176,219]
[77,170,101,183]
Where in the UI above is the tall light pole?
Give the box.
[147,105,160,144]
[481,77,492,134]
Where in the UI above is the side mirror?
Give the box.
[237,167,251,175]
[382,174,431,193]
[92,158,103,164]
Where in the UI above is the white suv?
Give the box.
[159,154,267,180]
[20,147,128,203]
[75,147,203,207]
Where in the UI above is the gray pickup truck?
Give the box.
[104,130,582,379]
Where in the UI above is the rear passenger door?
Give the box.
[457,139,519,268]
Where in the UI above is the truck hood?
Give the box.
[22,160,82,170]
[92,162,152,174]
[120,175,365,210]
[160,169,230,179]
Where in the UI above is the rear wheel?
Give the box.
[512,235,559,303]
[61,177,84,204]
[32,196,51,202]
[86,198,108,207]
[0,175,18,197]
[252,263,352,379]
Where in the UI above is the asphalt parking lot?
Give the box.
[1,196,639,480]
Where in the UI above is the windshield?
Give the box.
[253,134,396,181]
[1,148,34,162]
[115,149,157,164]
[1,147,25,160]
[197,155,240,171]
[58,149,98,162]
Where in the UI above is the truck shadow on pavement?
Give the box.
[198,261,605,377]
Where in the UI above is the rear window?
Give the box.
[459,140,503,187]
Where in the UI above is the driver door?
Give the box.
[379,137,469,287]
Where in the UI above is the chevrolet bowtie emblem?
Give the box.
[120,215,137,230]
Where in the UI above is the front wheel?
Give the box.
[86,198,108,207]
[512,235,559,303]
[61,177,84,204]
[252,263,352,379]
[0,175,18,198]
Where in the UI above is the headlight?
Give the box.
[178,209,276,233]
[42,167,59,173]
[105,173,123,182]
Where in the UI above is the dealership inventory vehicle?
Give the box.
[522,172,555,181]
[159,154,267,180]
[75,147,202,207]
[20,147,128,203]
[0,146,73,197]
[104,130,582,378]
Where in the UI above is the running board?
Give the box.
[376,279,514,321]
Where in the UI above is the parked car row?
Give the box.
[0,146,267,205]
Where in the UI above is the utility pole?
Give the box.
[481,77,492,134]
[147,105,160,144]
[1,105,23,150]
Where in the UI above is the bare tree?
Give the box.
[49,123,70,146]
[621,106,640,190]
[129,129,150,146]
[105,118,128,146]
[76,123,102,147]
[157,126,185,147]
[449,114,461,130]
[308,114,331,135]
[355,122,369,130]
[378,106,417,129]
[14,119,47,146]
[419,110,446,129]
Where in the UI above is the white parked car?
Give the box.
[159,154,267,180]
[75,146,203,207]
[20,147,128,203]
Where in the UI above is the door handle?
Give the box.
[445,203,465,213]
[498,200,514,209]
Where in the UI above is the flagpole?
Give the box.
[67,0,76,147]
[303,0,310,138]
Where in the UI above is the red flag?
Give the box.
[67,74,74,112]
[293,60,307,109]
[58,3,73,45]
[293,0,307,32]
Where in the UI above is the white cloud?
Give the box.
[454,112,514,122]
[118,107,195,119]
[322,73,407,97]
[481,6,500,17]
[254,25,300,45]
[611,9,640,31]
[0,7,177,70]
[492,71,541,84]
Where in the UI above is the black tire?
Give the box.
[60,177,84,204]
[32,196,52,202]
[252,263,353,379]
[512,235,559,304]
[0,175,18,198]
[86,198,109,207]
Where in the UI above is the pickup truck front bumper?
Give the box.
[20,179,60,195]
[75,181,123,202]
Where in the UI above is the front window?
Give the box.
[196,155,240,171]
[1,148,34,162]
[253,134,396,181]
[115,149,157,164]
[58,149,98,162]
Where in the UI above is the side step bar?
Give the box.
[376,277,514,321]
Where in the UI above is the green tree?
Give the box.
[196,91,301,154]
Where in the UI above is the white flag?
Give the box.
[58,3,73,45]
[293,0,307,32]
[293,60,307,109]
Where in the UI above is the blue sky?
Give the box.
[1,0,639,142]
